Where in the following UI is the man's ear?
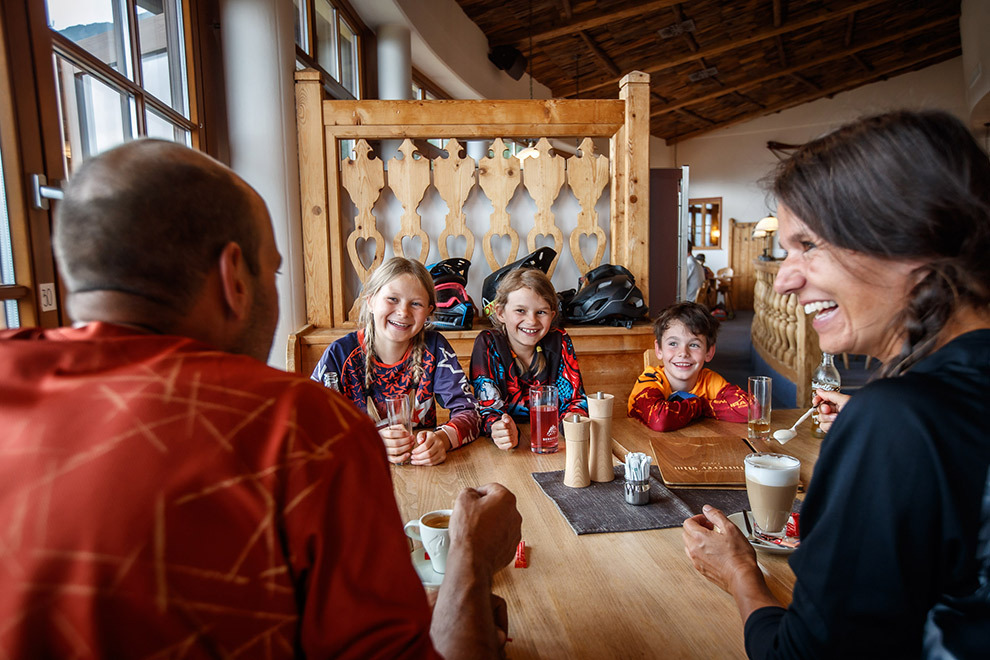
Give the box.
[217,241,250,320]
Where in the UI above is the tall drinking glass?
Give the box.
[747,376,772,440]
[528,385,559,454]
[744,453,800,538]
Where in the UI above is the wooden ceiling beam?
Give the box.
[790,72,820,91]
[775,35,787,67]
[558,0,572,21]
[661,45,960,144]
[570,0,890,96]
[501,0,686,47]
[672,4,700,53]
[650,14,956,117]
[579,31,621,77]
[773,0,784,27]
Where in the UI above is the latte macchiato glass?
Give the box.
[744,453,800,538]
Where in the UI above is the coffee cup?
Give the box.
[404,509,453,574]
[744,453,799,538]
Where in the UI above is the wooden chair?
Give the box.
[643,348,662,369]
[715,267,734,317]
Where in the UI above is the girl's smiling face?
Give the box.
[368,274,433,356]
[495,286,555,356]
[773,204,921,362]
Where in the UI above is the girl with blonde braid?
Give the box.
[311,257,480,465]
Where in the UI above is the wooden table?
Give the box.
[391,410,820,659]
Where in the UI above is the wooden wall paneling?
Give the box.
[478,138,522,271]
[325,129,346,326]
[388,138,431,263]
[340,139,386,320]
[294,70,333,327]
[434,138,477,260]
[567,137,609,276]
[728,218,759,310]
[522,138,565,276]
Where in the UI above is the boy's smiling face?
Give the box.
[656,319,716,392]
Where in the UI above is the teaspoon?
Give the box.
[773,406,815,444]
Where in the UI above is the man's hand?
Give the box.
[490,414,518,450]
[431,484,521,659]
[410,429,448,466]
[449,483,521,578]
[379,425,414,464]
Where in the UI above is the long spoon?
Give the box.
[772,406,815,444]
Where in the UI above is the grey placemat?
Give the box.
[531,465,754,535]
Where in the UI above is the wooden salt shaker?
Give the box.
[562,414,591,488]
[588,392,615,482]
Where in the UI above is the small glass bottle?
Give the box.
[811,353,841,438]
[323,371,340,392]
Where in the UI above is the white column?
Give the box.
[377,24,412,164]
[218,0,304,370]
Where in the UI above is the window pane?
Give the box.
[314,0,337,78]
[0,139,18,329]
[46,0,133,80]
[339,18,358,97]
[55,54,137,171]
[137,0,189,117]
[146,108,190,145]
[293,0,307,50]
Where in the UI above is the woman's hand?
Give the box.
[814,389,852,434]
[490,414,519,450]
[379,425,415,464]
[411,429,449,466]
[682,505,758,593]
[682,505,781,622]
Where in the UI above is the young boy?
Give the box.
[628,302,748,432]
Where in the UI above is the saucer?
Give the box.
[411,547,444,587]
[727,512,796,556]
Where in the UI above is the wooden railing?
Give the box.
[293,69,650,328]
[751,260,821,406]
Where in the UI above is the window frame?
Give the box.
[687,197,722,250]
[295,0,369,100]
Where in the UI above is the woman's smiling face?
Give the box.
[773,204,921,362]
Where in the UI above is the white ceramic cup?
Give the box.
[404,509,453,574]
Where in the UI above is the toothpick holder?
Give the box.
[587,392,615,483]
[562,414,591,488]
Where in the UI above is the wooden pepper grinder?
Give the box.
[587,392,615,482]
[562,414,591,487]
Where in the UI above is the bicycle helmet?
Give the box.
[566,265,648,328]
[480,247,556,317]
[428,257,475,330]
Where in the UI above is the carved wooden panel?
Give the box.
[340,139,386,319]
[567,137,609,277]
[434,138,477,261]
[522,138,565,276]
[388,138,431,263]
[478,138,522,271]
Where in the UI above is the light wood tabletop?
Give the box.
[391,409,821,659]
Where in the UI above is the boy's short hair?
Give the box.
[652,302,720,348]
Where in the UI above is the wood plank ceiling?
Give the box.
[453,0,962,144]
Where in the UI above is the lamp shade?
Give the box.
[752,229,767,238]
[755,215,778,232]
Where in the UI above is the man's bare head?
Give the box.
[54,140,280,361]
[55,139,262,313]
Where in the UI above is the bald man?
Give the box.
[0,140,520,659]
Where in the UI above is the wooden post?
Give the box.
[294,70,333,327]
[616,71,650,301]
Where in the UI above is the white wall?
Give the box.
[673,57,968,274]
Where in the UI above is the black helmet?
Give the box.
[566,264,648,328]
[428,257,475,330]
[480,247,556,317]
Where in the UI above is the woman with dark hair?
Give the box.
[682,110,990,658]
